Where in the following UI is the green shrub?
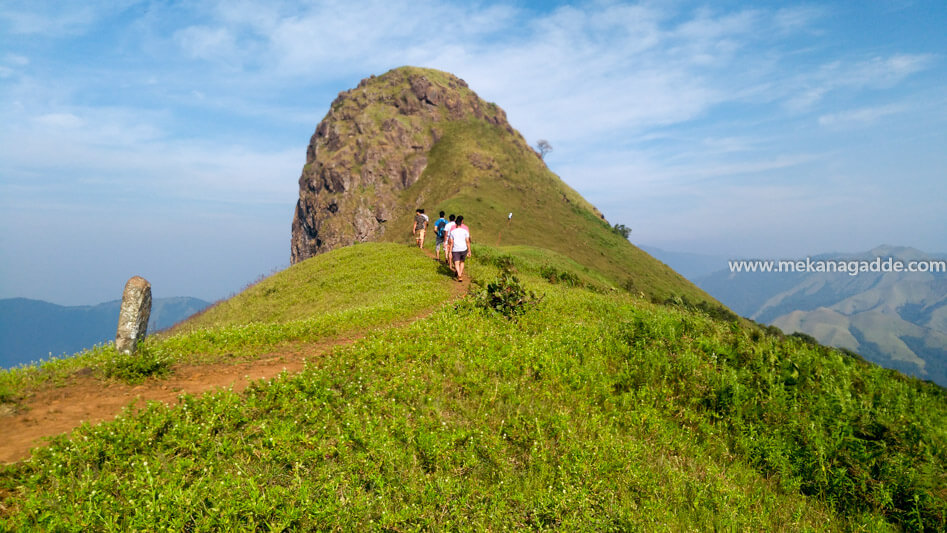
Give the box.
[662,294,739,323]
[0,381,15,404]
[475,261,541,318]
[101,344,172,384]
[790,331,820,347]
[539,265,581,287]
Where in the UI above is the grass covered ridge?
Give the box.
[2,247,945,530]
[379,114,713,305]
[177,242,453,331]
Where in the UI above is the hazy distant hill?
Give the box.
[0,297,210,368]
[696,245,947,386]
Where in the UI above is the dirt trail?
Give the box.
[0,249,469,464]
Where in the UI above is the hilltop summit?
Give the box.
[291,66,600,261]
[291,66,712,304]
[292,67,538,262]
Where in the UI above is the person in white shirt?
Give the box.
[443,214,457,270]
[447,215,471,282]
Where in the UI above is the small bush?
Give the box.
[836,346,865,362]
[476,261,542,319]
[0,382,16,404]
[694,301,740,323]
[101,344,172,384]
[539,265,581,287]
[790,331,820,347]
[662,294,739,323]
[491,254,516,271]
[611,223,631,239]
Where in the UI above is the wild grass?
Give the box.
[177,242,452,331]
[2,250,944,530]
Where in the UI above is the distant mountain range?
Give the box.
[0,297,211,369]
[685,245,947,387]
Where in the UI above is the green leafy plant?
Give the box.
[539,265,581,287]
[476,261,541,318]
[101,344,172,384]
[0,381,15,404]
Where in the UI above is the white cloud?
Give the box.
[0,1,139,36]
[0,53,29,78]
[772,5,826,33]
[174,25,239,63]
[786,53,935,110]
[818,104,906,128]
[846,54,935,88]
[33,112,84,129]
[0,103,299,206]
[700,136,758,153]
[4,53,29,66]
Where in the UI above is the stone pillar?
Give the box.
[115,276,152,354]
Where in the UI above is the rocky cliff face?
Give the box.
[291,67,524,264]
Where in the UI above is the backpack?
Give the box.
[435,218,447,238]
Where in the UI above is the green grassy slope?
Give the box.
[2,245,945,531]
[178,243,453,331]
[383,117,712,304]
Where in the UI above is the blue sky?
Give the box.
[1,0,944,305]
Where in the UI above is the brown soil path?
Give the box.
[0,247,469,464]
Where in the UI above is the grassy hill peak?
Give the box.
[291,66,712,304]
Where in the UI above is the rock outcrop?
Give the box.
[290,67,524,264]
[115,276,152,354]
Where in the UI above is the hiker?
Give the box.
[412,208,429,248]
[443,214,457,270]
[448,215,471,282]
[433,211,448,262]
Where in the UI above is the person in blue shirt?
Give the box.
[433,211,448,262]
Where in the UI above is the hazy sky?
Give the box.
[1,0,945,305]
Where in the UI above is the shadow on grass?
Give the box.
[435,259,456,279]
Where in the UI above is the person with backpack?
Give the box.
[412,208,429,249]
[448,215,471,282]
[433,211,448,262]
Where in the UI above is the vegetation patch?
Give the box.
[663,293,741,324]
[539,264,582,287]
[474,257,542,319]
[0,381,16,405]
[101,344,172,384]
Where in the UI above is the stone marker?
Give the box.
[115,276,152,354]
